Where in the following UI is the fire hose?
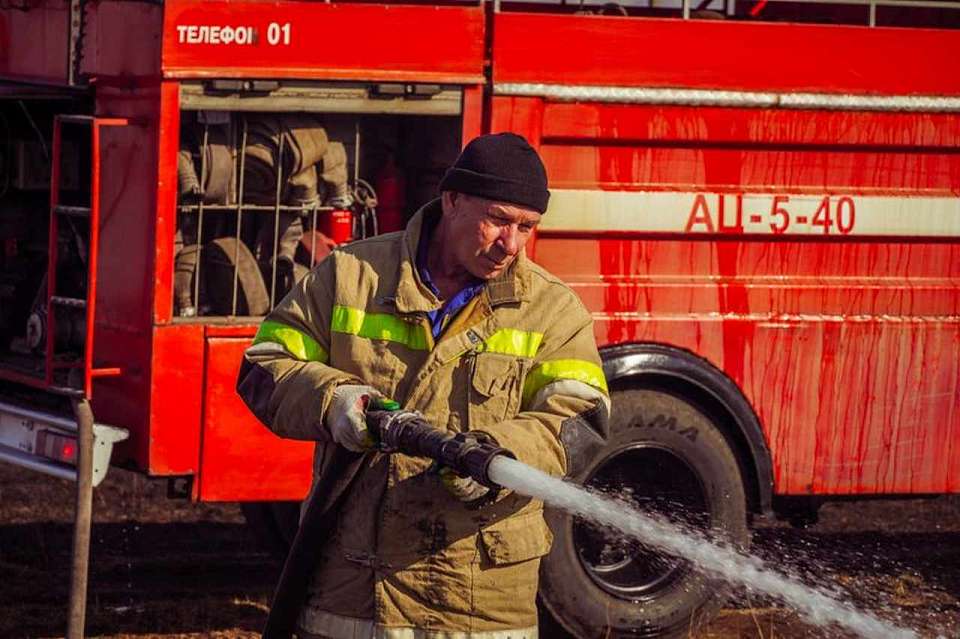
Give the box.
[365,399,516,488]
[262,400,516,639]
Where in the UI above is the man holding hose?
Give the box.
[237,132,608,639]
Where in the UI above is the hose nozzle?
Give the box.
[366,407,515,488]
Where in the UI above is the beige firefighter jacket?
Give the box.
[238,200,608,639]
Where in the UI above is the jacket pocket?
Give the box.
[470,353,527,424]
[479,510,554,566]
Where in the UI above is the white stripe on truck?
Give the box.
[542,189,960,237]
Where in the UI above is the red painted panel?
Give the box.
[81,1,163,79]
[462,85,484,143]
[162,1,484,84]
[89,327,151,469]
[542,143,960,195]
[0,0,68,84]
[493,13,960,95]
[490,96,544,146]
[205,324,261,338]
[541,103,960,150]
[95,91,160,330]
[530,101,960,197]
[147,324,204,475]
[535,235,960,495]
[1,0,161,84]
[153,82,179,324]
[199,337,313,501]
[806,320,960,494]
[82,88,163,470]
[495,87,960,496]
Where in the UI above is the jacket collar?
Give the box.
[394,199,528,315]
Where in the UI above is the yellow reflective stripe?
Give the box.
[522,359,609,405]
[482,328,544,358]
[330,305,365,335]
[252,320,328,362]
[331,305,430,351]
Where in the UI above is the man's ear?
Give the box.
[440,191,460,216]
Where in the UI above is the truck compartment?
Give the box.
[172,82,464,319]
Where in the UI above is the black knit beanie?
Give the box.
[438,133,550,214]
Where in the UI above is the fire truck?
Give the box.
[2,0,959,636]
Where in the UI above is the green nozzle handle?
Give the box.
[370,398,401,411]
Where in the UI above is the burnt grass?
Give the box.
[1,463,958,639]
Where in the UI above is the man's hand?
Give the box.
[325,384,382,452]
[439,467,491,503]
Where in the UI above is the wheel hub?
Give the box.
[572,444,710,601]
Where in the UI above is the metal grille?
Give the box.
[175,113,373,318]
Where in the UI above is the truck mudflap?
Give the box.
[0,399,128,487]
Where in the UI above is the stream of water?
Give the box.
[488,455,925,639]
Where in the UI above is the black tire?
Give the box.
[241,501,301,558]
[539,387,749,638]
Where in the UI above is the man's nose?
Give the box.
[497,225,521,256]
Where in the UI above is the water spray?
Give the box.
[366,404,927,639]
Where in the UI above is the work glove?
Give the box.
[435,431,503,503]
[325,384,382,452]
[439,466,491,503]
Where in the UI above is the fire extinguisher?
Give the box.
[321,208,354,245]
[374,153,406,234]
[318,183,354,245]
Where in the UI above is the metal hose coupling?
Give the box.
[366,406,515,488]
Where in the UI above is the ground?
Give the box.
[1,463,957,639]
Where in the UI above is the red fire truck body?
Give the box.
[2,0,959,635]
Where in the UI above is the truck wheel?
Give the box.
[540,387,749,638]
[241,501,300,558]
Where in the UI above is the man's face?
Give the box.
[441,192,542,280]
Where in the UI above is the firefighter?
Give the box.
[237,133,609,639]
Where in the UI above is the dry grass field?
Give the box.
[1,463,957,639]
